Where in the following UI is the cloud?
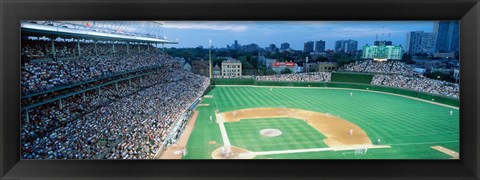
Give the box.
[159,21,248,32]
[327,27,408,38]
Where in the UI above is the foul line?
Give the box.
[211,88,220,112]
[216,113,231,148]
[244,145,390,156]
[386,140,459,146]
[431,146,459,159]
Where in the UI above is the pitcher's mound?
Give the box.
[260,129,282,137]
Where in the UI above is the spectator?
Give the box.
[371,74,459,98]
[21,64,210,159]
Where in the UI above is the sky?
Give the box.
[158,21,434,50]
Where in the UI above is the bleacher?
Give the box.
[20,21,212,159]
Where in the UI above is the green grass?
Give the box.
[225,118,328,152]
[254,143,453,159]
[183,85,459,159]
[182,98,224,159]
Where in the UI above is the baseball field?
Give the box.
[178,85,459,159]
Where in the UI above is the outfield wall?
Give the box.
[212,78,255,85]
[210,78,459,107]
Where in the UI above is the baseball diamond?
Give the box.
[19,21,461,160]
[178,84,459,159]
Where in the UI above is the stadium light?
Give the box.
[209,39,212,79]
[22,22,178,44]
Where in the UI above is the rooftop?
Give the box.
[222,59,241,63]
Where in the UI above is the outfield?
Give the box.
[182,85,459,159]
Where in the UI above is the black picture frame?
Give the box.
[1,0,479,179]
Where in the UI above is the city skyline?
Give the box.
[160,21,434,50]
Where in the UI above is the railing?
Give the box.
[22,71,155,111]
[22,65,164,99]
[154,97,202,159]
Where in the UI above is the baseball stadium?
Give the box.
[163,73,459,159]
[20,21,459,160]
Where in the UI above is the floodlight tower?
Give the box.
[209,39,212,79]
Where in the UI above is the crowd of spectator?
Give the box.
[212,73,332,82]
[255,72,331,82]
[340,60,422,77]
[53,42,78,58]
[371,74,459,98]
[20,35,460,159]
[21,68,210,159]
[339,60,459,98]
[212,75,255,79]
[21,52,173,95]
[212,70,458,98]
[21,40,50,59]
[21,39,157,60]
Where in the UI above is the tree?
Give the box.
[213,57,227,67]
[238,56,254,75]
[281,68,292,74]
[332,51,362,68]
[401,53,413,64]
[257,66,266,75]
[315,56,328,62]
[425,70,455,82]
[245,55,259,69]
[181,51,193,60]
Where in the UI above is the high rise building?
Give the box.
[234,40,240,50]
[433,21,459,53]
[304,41,314,52]
[335,40,358,53]
[269,44,278,52]
[315,40,326,52]
[244,43,260,52]
[280,42,290,50]
[406,31,434,53]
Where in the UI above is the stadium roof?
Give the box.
[21,21,178,44]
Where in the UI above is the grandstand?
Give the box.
[20,21,211,159]
[20,21,459,160]
[212,61,459,99]
[195,65,459,159]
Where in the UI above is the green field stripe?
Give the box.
[224,118,329,152]
[184,86,459,159]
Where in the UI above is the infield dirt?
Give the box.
[218,107,374,148]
